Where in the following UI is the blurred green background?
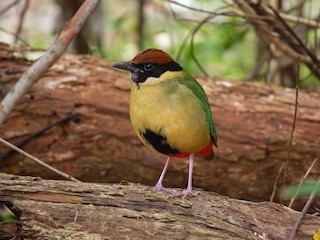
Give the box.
[0,0,319,89]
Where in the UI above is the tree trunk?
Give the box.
[0,42,320,207]
[0,173,319,240]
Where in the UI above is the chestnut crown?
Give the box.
[113,48,182,83]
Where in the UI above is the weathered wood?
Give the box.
[0,42,320,206]
[0,173,319,240]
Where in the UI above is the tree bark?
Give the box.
[0,173,319,240]
[0,42,320,206]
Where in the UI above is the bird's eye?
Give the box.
[144,63,155,71]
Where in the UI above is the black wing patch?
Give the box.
[141,129,180,155]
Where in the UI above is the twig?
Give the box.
[0,27,30,46]
[168,0,219,15]
[282,57,316,240]
[169,0,320,28]
[173,9,193,62]
[288,177,320,240]
[269,5,320,67]
[190,15,214,77]
[189,5,230,76]
[14,0,30,44]
[167,2,187,61]
[0,0,20,16]
[171,2,227,76]
[137,0,146,50]
[0,0,101,125]
[74,210,79,222]
[0,113,80,161]
[283,57,300,191]
[282,0,304,13]
[270,162,285,202]
[256,2,320,79]
[234,0,312,64]
[270,58,300,203]
[234,0,319,81]
[278,12,320,29]
[288,158,318,208]
[0,137,80,182]
[169,0,245,64]
[168,0,275,24]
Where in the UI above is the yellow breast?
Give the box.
[129,73,210,154]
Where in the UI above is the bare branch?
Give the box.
[190,15,214,77]
[0,113,80,161]
[0,0,101,125]
[0,137,80,182]
[0,0,20,16]
[234,0,311,63]
[168,0,219,15]
[14,0,30,44]
[137,0,146,50]
[169,0,320,28]
[270,162,285,202]
[288,176,320,240]
[288,158,318,208]
[170,1,230,76]
[283,58,301,189]
[0,27,30,46]
[269,5,320,71]
[278,13,320,29]
[234,0,320,80]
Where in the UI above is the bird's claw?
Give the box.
[144,183,173,192]
[169,189,200,200]
[145,184,200,200]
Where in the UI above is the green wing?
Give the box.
[177,71,218,147]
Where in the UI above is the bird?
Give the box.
[113,48,217,199]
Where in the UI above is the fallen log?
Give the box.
[0,173,319,240]
[0,42,320,206]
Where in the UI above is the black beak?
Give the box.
[112,61,143,74]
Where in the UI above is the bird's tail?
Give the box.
[197,142,215,161]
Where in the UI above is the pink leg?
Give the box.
[172,153,199,199]
[151,157,170,190]
[185,153,194,195]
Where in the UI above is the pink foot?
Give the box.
[151,183,166,190]
[144,183,173,192]
[171,188,200,199]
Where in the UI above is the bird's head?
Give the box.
[113,48,182,84]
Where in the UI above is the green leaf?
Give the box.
[282,181,320,199]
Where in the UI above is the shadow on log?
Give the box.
[0,42,320,208]
[0,173,319,239]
